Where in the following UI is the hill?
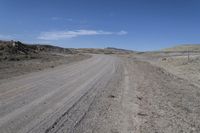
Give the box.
[162,44,200,52]
[0,40,74,55]
[0,40,75,61]
[75,47,134,54]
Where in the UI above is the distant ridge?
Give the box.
[105,47,134,53]
[75,47,134,54]
[0,40,134,57]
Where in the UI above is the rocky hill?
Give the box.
[0,40,75,61]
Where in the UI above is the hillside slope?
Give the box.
[0,40,75,61]
[162,44,200,52]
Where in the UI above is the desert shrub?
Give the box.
[9,57,20,61]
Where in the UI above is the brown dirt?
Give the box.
[0,53,91,81]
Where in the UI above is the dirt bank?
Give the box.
[152,55,200,87]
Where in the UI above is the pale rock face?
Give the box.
[11,40,15,47]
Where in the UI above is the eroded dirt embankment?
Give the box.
[127,60,200,132]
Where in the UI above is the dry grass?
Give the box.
[163,44,200,52]
[154,55,200,85]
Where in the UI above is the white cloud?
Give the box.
[117,30,128,35]
[38,30,127,40]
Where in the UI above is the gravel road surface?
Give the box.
[0,55,118,133]
[1,54,200,133]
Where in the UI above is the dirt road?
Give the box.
[1,54,200,133]
[0,55,118,133]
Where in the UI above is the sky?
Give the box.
[0,0,200,51]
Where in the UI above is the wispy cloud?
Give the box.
[117,30,128,35]
[51,17,61,20]
[51,17,73,22]
[38,30,127,40]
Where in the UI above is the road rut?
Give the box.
[0,55,118,133]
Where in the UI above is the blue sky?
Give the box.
[0,0,200,51]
